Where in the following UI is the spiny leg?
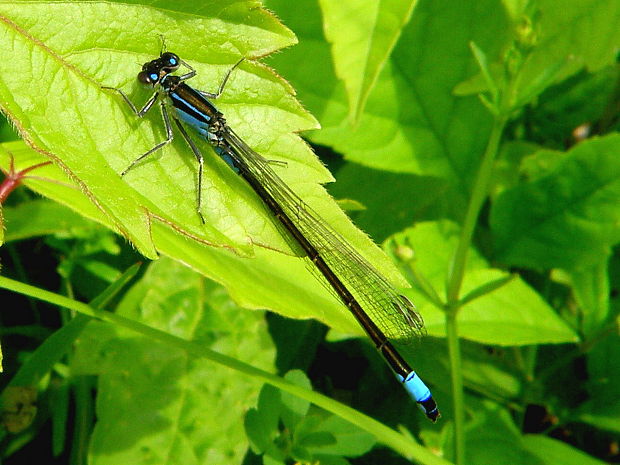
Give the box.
[102,86,159,117]
[159,34,167,55]
[121,101,174,176]
[197,58,245,99]
[177,59,197,82]
[173,118,206,224]
[266,159,287,168]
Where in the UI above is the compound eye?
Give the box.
[161,52,180,68]
[138,70,159,85]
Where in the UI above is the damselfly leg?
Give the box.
[102,57,244,223]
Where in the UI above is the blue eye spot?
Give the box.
[150,73,158,81]
[169,58,177,65]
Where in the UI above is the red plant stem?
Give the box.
[0,155,51,203]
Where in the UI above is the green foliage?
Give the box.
[387,222,577,344]
[318,0,417,122]
[72,258,276,465]
[492,135,620,270]
[245,370,375,464]
[0,0,619,464]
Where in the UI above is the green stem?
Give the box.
[71,377,93,465]
[0,276,451,465]
[446,116,506,304]
[446,308,465,465]
[444,115,506,465]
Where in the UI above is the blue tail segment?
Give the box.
[397,372,440,422]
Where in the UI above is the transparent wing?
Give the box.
[221,127,425,342]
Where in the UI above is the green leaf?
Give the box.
[578,398,620,435]
[245,391,287,462]
[510,0,620,98]
[519,147,572,180]
[298,431,335,448]
[510,58,567,112]
[0,142,119,231]
[263,455,287,465]
[577,334,620,433]
[455,1,620,111]
[8,315,90,388]
[50,383,70,457]
[459,340,522,400]
[303,415,375,457]
[0,1,307,258]
[335,198,366,212]
[491,134,620,271]
[458,268,577,345]
[458,399,606,465]
[280,370,312,430]
[290,442,314,463]
[389,221,577,345]
[313,3,506,175]
[0,140,368,338]
[453,61,505,98]
[400,338,524,415]
[318,0,417,121]
[566,260,611,335]
[255,384,282,440]
[328,161,449,242]
[2,198,97,242]
[0,1,414,338]
[459,274,515,307]
[244,409,269,454]
[7,263,138,389]
[76,258,276,465]
[465,401,542,465]
[522,435,608,465]
[269,0,511,219]
[469,41,499,110]
[246,371,375,463]
[527,67,619,145]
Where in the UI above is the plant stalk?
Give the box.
[0,275,451,465]
[445,114,506,465]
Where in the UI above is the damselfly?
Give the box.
[104,51,440,421]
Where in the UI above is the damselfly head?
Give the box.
[159,52,181,71]
[137,68,161,86]
[137,52,181,87]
